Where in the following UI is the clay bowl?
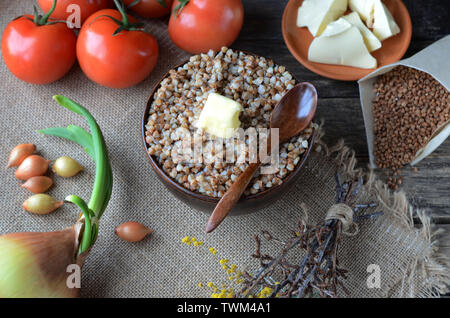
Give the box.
[141,53,316,215]
[282,0,412,81]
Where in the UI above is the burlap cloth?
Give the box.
[0,1,448,298]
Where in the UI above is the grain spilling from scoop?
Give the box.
[372,66,449,187]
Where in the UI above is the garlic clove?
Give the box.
[15,155,50,181]
[0,228,81,298]
[21,176,53,194]
[52,156,83,178]
[7,144,36,168]
[23,194,63,215]
[115,222,153,242]
[411,120,450,166]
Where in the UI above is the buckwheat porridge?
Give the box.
[145,47,316,197]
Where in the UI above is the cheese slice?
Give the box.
[196,93,243,138]
[308,20,377,69]
[297,0,348,37]
[372,0,400,41]
[349,0,375,22]
[342,12,381,52]
[321,17,352,36]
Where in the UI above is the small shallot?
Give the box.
[23,194,63,215]
[21,176,53,193]
[52,156,83,178]
[15,155,50,180]
[0,95,113,297]
[115,221,153,242]
[7,143,36,168]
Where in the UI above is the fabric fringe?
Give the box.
[319,136,449,297]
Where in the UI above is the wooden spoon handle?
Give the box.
[205,162,261,233]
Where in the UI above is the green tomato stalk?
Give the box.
[127,0,167,10]
[22,0,64,26]
[33,0,57,25]
[173,0,189,19]
[90,0,145,35]
[0,96,112,297]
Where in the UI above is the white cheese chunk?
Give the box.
[321,17,352,36]
[372,0,400,41]
[196,93,243,138]
[342,12,382,52]
[349,0,375,22]
[297,0,348,37]
[308,20,377,69]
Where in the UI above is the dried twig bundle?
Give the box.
[238,173,383,298]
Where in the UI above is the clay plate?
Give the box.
[282,0,412,81]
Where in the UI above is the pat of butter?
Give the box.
[349,0,374,22]
[308,19,377,69]
[372,0,400,41]
[297,0,348,37]
[342,12,381,52]
[196,93,243,138]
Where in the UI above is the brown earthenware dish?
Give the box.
[141,53,316,215]
[282,0,412,81]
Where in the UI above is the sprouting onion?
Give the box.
[39,95,113,253]
[0,96,112,297]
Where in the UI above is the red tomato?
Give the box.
[168,0,244,54]
[1,16,77,84]
[123,0,174,18]
[37,0,112,25]
[77,9,159,88]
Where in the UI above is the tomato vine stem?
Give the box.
[114,0,131,27]
[173,0,189,19]
[38,0,57,25]
[157,0,168,8]
[89,0,145,35]
[127,0,167,9]
[14,0,67,26]
[24,0,65,26]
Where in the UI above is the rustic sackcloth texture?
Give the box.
[0,1,448,297]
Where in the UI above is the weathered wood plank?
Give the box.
[234,0,450,219]
[404,0,450,41]
[236,0,449,99]
[390,160,450,219]
[316,98,450,218]
[436,224,449,297]
[240,0,450,42]
[440,224,450,244]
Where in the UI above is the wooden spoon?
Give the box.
[205,82,318,233]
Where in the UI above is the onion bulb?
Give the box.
[15,155,50,180]
[1,95,113,298]
[115,222,153,242]
[21,176,53,193]
[7,143,36,168]
[0,227,84,298]
[23,194,63,215]
[52,156,83,178]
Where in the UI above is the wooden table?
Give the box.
[232,0,449,249]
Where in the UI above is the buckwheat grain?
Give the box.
[145,48,315,197]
